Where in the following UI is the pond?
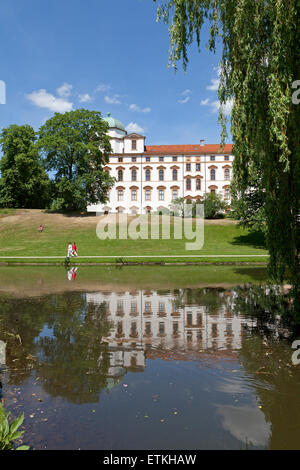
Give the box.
[0,266,299,450]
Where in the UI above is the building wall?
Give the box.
[88,128,233,214]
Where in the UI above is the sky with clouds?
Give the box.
[0,0,232,146]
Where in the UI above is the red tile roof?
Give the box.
[145,144,233,155]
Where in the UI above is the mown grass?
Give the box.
[0,210,269,263]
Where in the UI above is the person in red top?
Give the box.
[72,242,78,257]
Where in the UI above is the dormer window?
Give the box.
[132,140,137,150]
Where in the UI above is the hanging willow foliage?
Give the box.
[155,0,300,293]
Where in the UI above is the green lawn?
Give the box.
[0,210,268,263]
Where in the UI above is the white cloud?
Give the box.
[125,122,145,134]
[26,89,73,113]
[129,103,151,113]
[104,94,121,105]
[212,99,234,116]
[57,83,73,97]
[181,89,192,96]
[95,83,111,93]
[78,93,92,103]
[200,97,233,116]
[200,98,210,106]
[206,77,220,91]
[178,96,190,104]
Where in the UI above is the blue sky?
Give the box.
[0,0,232,146]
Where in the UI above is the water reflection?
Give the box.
[0,285,299,450]
[87,289,256,374]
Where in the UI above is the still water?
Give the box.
[0,267,299,450]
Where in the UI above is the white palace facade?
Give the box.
[87,114,234,215]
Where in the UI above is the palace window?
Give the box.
[210,169,216,180]
[118,170,123,181]
[132,169,137,181]
[145,302,151,313]
[211,189,216,194]
[118,190,124,201]
[159,189,164,201]
[172,156,178,162]
[131,301,137,313]
[172,189,178,200]
[196,163,201,171]
[145,322,151,336]
[224,155,229,161]
[186,178,191,190]
[159,322,165,335]
[159,302,165,313]
[210,156,215,161]
[146,156,151,162]
[132,140,137,150]
[132,156,137,162]
[145,189,151,200]
[224,168,230,180]
[225,188,230,200]
[173,322,179,335]
[196,178,201,190]
[159,169,164,181]
[118,157,123,162]
[145,169,151,181]
[186,163,191,171]
[159,156,164,162]
[131,189,137,201]
[172,169,178,181]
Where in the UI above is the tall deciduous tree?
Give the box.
[154,0,300,296]
[0,125,50,208]
[37,109,114,211]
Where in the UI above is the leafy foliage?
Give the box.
[0,404,29,450]
[0,125,51,209]
[37,109,115,211]
[202,192,227,219]
[155,0,300,312]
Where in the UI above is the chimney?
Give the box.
[200,139,205,146]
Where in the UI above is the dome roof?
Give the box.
[103,113,126,132]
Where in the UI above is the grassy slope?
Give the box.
[0,209,268,263]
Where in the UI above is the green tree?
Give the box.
[154,0,300,304]
[202,192,227,219]
[0,125,50,208]
[230,162,266,233]
[37,109,115,212]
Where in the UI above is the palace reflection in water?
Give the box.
[87,289,256,377]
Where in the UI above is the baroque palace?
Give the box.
[87,114,234,215]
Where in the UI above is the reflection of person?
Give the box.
[67,242,73,257]
[72,267,78,280]
[68,267,78,281]
[38,225,43,232]
[72,242,78,257]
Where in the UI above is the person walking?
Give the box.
[67,242,73,258]
[72,242,78,257]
